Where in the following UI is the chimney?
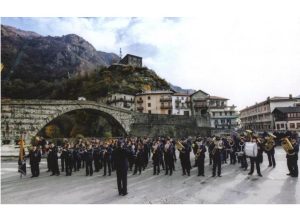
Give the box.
[289,94,292,99]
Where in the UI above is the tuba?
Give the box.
[264,133,276,151]
[195,147,202,160]
[212,140,223,155]
[176,141,185,153]
[281,138,295,155]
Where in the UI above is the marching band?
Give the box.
[19,130,299,196]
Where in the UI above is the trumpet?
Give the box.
[281,138,295,155]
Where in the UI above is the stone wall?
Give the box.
[130,113,211,138]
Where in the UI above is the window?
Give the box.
[148,110,151,114]
[225,112,227,116]
[148,96,151,100]
[297,123,300,129]
[148,103,151,107]
[221,119,225,124]
[124,96,126,100]
[290,123,295,129]
[220,112,222,116]
[280,123,284,128]
[213,112,215,116]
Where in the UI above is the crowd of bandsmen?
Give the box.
[24,130,299,181]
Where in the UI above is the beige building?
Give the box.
[240,95,300,131]
[135,91,174,115]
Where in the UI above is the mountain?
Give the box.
[1,25,120,81]
[170,84,196,94]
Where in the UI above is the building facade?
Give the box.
[240,95,300,131]
[119,54,142,67]
[190,90,239,130]
[105,93,135,111]
[172,93,191,116]
[272,107,300,132]
[135,91,174,115]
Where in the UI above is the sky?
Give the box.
[2,16,300,110]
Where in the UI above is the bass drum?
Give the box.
[244,142,258,157]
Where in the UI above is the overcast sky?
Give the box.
[2,16,300,110]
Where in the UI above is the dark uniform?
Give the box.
[237,139,248,170]
[179,141,192,176]
[229,139,237,164]
[60,146,67,172]
[65,147,74,176]
[212,139,223,177]
[152,143,161,175]
[287,138,299,177]
[29,147,41,177]
[114,143,129,196]
[49,145,60,176]
[73,147,81,172]
[128,143,135,171]
[84,147,94,176]
[164,142,175,176]
[93,146,101,172]
[266,146,276,168]
[103,145,112,176]
[196,143,206,176]
[133,145,144,175]
[248,139,263,177]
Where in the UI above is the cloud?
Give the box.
[2,15,300,110]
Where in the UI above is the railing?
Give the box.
[194,103,208,108]
[137,99,143,104]
[160,97,172,102]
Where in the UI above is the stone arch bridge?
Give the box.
[1,99,211,144]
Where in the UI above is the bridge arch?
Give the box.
[1,100,135,143]
[36,108,128,137]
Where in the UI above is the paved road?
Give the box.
[1,148,299,204]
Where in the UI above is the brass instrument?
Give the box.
[264,133,276,151]
[212,140,223,155]
[195,148,202,160]
[176,141,185,153]
[281,137,295,155]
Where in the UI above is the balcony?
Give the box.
[136,99,143,104]
[137,106,144,111]
[160,97,172,102]
[160,105,172,109]
[194,103,208,108]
